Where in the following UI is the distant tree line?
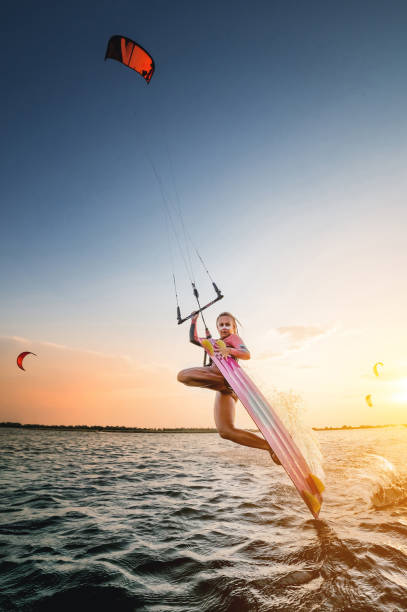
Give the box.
[312,424,406,431]
[1,422,405,433]
[0,422,219,433]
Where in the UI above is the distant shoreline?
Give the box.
[1,422,406,433]
[0,422,219,433]
[312,424,407,431]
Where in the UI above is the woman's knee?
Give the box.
[177,369,197,385]
[177,369,189,384]
[217,427,236,441]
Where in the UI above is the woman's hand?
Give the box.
[216,345,232,358]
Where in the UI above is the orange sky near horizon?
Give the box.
[2,322,407,430]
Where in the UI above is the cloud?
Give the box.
[276,325,331,346]
[254,325,336,360]
[8,336,31,344]
[0,336,137,372]
[256,350,285,360]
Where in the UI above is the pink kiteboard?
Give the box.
[201,338,324,518]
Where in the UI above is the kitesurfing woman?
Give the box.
[177,312,280,464]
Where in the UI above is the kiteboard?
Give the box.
[201,338,324,518]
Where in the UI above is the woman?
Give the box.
[177,311,280,464]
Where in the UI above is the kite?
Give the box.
[17,352,37,371]
[105,35,155,83]
[104,34,225,334]
[365,394,373,407]
[373,362,383,377]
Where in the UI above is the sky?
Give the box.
[1,0,407,428]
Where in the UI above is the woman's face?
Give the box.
[217,315,235,338]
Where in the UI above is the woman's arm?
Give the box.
[218,335,251,360]
[229,345,251,360]
[189,313,202,346]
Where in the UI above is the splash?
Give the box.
[268,389,325,482]
[245,364,325,480]
[350,453,407,509]
[367,454,407,508]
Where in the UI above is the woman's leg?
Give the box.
[213,391,270,449]
[213,392,281,464]
[179,367,280,462]
[177,365,236,397]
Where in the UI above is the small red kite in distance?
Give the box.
[17,352,37,371]
[105,35,155,83]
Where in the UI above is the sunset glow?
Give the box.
[1,2,407,430]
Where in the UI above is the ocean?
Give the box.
[1,427,407,611]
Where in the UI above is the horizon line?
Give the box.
[1,422,406,432]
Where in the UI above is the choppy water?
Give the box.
[1,427,407,611]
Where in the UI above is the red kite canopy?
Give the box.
[17,351,37,371]
[105,35,154,83]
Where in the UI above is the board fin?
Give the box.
[309,474,325,494]
[302,490,321,517]
[201,339,214,355]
